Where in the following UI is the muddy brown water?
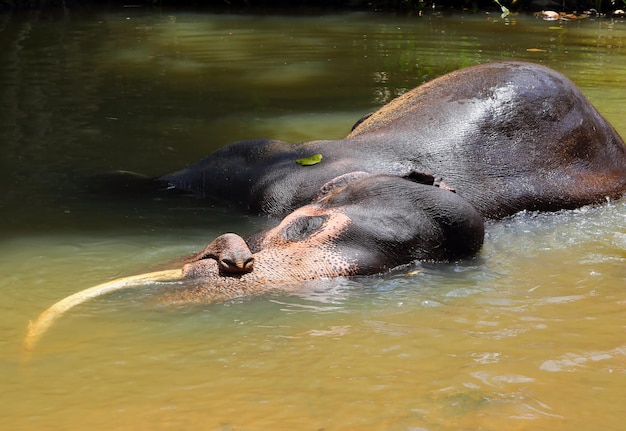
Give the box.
[1,10,625,430]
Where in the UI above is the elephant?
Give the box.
[160,61,626,219]
[24,61,626,350]
[183,173,484,282]
[25,173,484,350]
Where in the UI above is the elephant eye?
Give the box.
[283,215,327,242]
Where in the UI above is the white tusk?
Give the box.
[24,269,183,352]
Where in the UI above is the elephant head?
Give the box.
[24,173,484,350]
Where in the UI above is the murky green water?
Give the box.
[1,9,626,430]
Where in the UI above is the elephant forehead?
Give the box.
[259,206,352,248]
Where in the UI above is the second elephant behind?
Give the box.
[161,61,626,219]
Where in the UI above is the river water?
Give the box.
[1,9,626,430]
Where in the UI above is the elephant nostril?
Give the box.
[196,233,254,275]
[219,257,254,274]
[244,257,255,270]
[220,259,236,270]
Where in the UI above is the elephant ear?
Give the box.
[314,171,374,200]
[315,170,456,203]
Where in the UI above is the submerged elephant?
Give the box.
[161,61,626,219]
[25,174,484,349]
[25,61,626,350]
[183,173,483,281]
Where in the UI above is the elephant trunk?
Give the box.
[23,269,184,352]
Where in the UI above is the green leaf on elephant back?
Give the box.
[296,153,323,166]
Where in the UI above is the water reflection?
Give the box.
[1,10,626,431]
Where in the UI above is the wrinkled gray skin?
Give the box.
[178,174,484,298]
[161,61,626,219]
